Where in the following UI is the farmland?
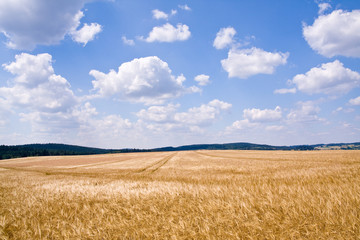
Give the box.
[0,150,359,239]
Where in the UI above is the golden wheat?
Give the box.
[0,150,359,239]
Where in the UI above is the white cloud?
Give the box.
[291,60,360,95]
[3,53,54,87]
[213,27,236,49]
[221,47,289,79]
[152,9,177,20]
[318,3,331,15]
[0,0,101,50]
[226,101,322,135]
[0,53,82,137]
[0,54,168,147]
[0,97,12,127]
[226,119,259,131]
[303,9,360,57]
[90,56,198,105]
[70,22,102,46]
[26,101,137,148]
[90,115,133,133]
[152,9,168,20]
[226,106,282,132]
[243,106,282,122]
[143,23,191,43]
[213,27,254,51]
[74,109,137,148]
[174,99,232,126]
[137,104,179,123]
[176,74,186,84]
[194,74,210,86]
[0,54,178,148]
[122,36,135,46]
[19,111,80,134]
[274,88,297,94]
[74,102,98,120]
[136,100,231,133]
[1,53,77,113]
[178,4,191,11]
[349,96,360,106]
[287,101,322,123]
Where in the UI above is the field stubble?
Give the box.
[0,150,359,239]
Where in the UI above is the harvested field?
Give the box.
[0,150,360,239]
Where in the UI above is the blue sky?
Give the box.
[0,0,359,148]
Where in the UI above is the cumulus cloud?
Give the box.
[287,101,322,123]
[30,102,136,148]
[0,53,82,137]
[213,27,236,49]
[89,115,133,135]
[226,106,282,132]
[226,119,258,131]
[194,74,210,86]
[174,99,232,126]
[303,9,360,57]
[0,54,136,146]
[151,9,176,20]
[19,111,80,135]
[0,54,147,145]
[137,99,231,132]
[221,47,289,79]
[134,100,232,136]
[349,96,360,106]
[274,88,297,94]
[291,60,360,95]
[152,9,169,20]
[70,22,102,46]
[137,104,179,123]
[142,23,191,43]
[0,53,142,147]
[318,3,331,15]
[0,0,101,50]
[243,106,282,122]
[1,53,77,112]
[90,56,198,105]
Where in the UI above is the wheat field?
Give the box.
[0,150,359,239]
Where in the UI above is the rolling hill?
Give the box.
[1,142,359,160]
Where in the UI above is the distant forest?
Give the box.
[0,144,148,160]
[1,142,359,160]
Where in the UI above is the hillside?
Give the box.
[1,142,359,160]
[153,142,314,151]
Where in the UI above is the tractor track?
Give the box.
[137,152,177,174]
